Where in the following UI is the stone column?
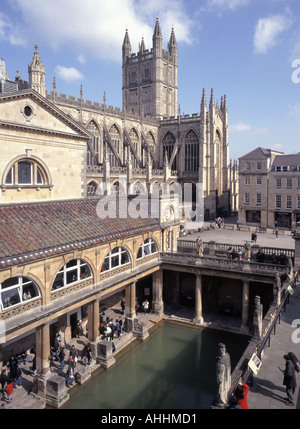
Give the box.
[152,269,164,315]
[193,274,203,324]
[87,299,100,342]
[35,323,50,376]
[293,224,300,268]
[241,279,250,330]
[125,282,136,318]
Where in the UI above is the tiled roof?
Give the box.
[0,198,160,268]
[272,154,300,168]
[239,147,271,160]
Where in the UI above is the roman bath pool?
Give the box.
[62,321,249,409]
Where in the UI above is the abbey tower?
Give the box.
[122,18,178,119]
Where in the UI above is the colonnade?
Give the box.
[32,269,165,378]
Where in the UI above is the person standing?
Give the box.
[121,298,126,315]
[13,366,22,387]
[0,369,8,396]
[281,354,297,406]
[142,299,149,314]
[234,383,249,409]
[59,347,66,370]
[5,379,13,403]
[275,228,279,239]
[69,345,78,367]
[288,352,300,374]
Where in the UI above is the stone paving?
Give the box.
[181,223,295,250]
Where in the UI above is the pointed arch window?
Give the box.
[101,247,130,272]
[163,132,177,170]
[109,125,122,168]
[185,130,199,172]
[0,277,40,311]
[129,128,139,168]
[87,121,101,166]
[144,132,155,167]
[52,259,93,292]
[87,181,100,197]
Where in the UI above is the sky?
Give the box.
[0,0,300,161]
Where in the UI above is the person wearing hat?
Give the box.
[281,354,297,406]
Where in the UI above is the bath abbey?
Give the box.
[0,18,298,410]
[0,18,233,218]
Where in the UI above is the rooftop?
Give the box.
[0,197,160,268]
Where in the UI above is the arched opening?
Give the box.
[52,259,93,292]
[163,132,177,171]
[101,247,131,272]
[4,158,50,187]
[137,238,158,259]
[129,128,139,168]
[109,124,122,168]
[0,276,41,311]
[185,130,199,172]
[87,120,101,166]
[87,181,101,197]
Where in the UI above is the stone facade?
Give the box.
[0,90,89,204]
[237,147,300,229]
[0,18,232,220]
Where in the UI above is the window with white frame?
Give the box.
[275,195,281,209]
[256,162,262,170]
[286,195,292,210]
[137,238,158,259]
[256,176,262,185]
[52,259,92,291]
[275,178,281,188]
[0,277,40,311]
[5,159,47,186]
[286,178,292,188]
[101,247,130,272]
[297,195,300,209]
[244,193,250,204]
[256,193,262,205]
[245,162,250,171]
[244,176,250,186]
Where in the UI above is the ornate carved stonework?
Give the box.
[50,278,94,301]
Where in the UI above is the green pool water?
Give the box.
[62,321,249,409]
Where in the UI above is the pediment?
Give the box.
[0,90,91,140]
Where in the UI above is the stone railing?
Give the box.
[51,277,94,301]
[0,297,42,320]
[160,252,287,274]
[228,270,300,405]
[177,239,295,262]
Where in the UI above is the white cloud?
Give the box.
[272,144,283,150]
[254,127,268,134]
[288,101,300,116]
[205,0,249,11]
[78,55,86,65]
[55,66,84,83]
[3,0,195,62]
[230,122,251,133]
[253,11,293,54]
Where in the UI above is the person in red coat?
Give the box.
[234,383,249,409]
[5,379,13,403]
